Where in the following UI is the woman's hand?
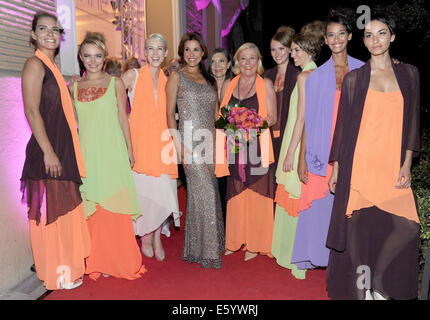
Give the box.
[128,150,135,168]
[282,150,294,172]
[70,74,82,83]
[328,162,339,193]
[395,164,411,189]
[298,156,308,184]
[44,151,62,178]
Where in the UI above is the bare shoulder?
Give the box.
[168,70,180,81]
[122,68,138,81]
[23,56,44,75]
[114,76,126,90]
[297,70,311,82]
[223,78,232,89]
[263,77,274,87]
[167,70,180,86]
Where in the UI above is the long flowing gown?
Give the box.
[327,88,420,300]
[271,61,317,279]
[21,56,90,290]
[225,94,276,255]
[128,66,180,238]
[74,78,145,280]
[177,71,225,269]
[290,57,364,273]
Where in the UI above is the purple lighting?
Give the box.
[0,76,31,231]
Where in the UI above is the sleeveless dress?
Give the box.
[74,77,145,280]
[177,71,225,268]
[129,66,180,238]
[225,93,276,255]
[21,60,90,290]
[271,61,317,279]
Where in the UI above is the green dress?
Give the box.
[74,77,141,219]
[271,62,317,279]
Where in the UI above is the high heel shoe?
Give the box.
[141,234,154,258]
[373,290,388,300]
[244,251,258,261]
[58,275,83,290]
[154,241,165,262]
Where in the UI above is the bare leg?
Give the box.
[141,232,154,258]
[153,225,165,261]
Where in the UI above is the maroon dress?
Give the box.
[226,94,275,206]
[20,60,82,226]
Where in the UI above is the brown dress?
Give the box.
[225,94,276,254]
[20,59,90,290]
[327,61,421,300]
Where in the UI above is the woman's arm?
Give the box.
[297,127,308,184]
[283,71,310,172]
[22,57,62,177]
[121,68,137,92]
[166,72,189,164]
[68,82,79,126]
[328,161,339,193]
[264,77,277,127]
[396,150,413,189]
[115,77,134,167]
[219,78,231,108]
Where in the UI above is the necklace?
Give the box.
[238,75,257,104]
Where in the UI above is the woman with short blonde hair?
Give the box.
[231,42,265,75]
[217,42,277,262]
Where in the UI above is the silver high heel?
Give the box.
[58,275,83,290]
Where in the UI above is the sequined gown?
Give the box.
[177,71,225,268]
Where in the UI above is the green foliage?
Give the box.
[417,188,430,267]
[412,128,430,190]
[412,126,430,298]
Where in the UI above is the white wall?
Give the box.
[0,70,34,293]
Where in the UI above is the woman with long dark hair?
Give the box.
[207,47,233,101]
[21,11,90,290]
[327,9,421,300]
[166,32,225,268]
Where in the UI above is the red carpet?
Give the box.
[45,186,329,300]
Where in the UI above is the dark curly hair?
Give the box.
[367,5,397,35]
[326,7,355,34]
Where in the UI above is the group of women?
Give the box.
[21,7,421,300]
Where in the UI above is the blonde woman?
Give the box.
[70,32,145,280]
[217,42,277,261]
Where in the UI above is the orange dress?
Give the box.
[346,88,419,223]
[23,50,90,290]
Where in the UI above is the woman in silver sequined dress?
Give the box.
[166,32,225,268]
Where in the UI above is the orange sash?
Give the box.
[129,65,178,178]
[35,49,86,177]
[215,74,274,177]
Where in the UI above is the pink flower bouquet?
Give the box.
[215,102,268,154]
